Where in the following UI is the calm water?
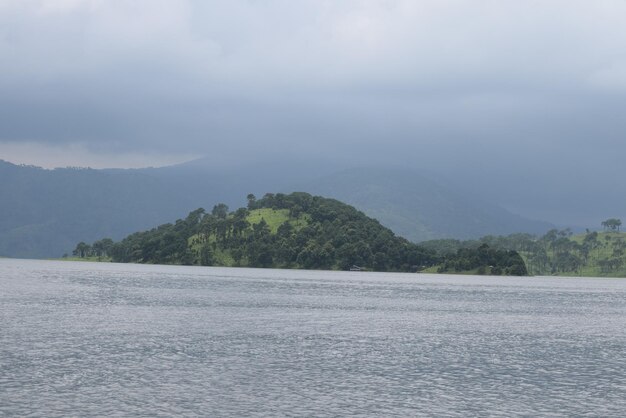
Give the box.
[1,259,625,417]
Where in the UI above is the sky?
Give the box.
[1,0,625,223]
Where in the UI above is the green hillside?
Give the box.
[104,193,439,271]
[422,227,626,277]
[76,192,527,275]
[517,230,626,277]
[244,208,310,233]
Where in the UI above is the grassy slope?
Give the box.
[422,231,626,277]
[246,208,309,233]
[570,231,626,277]
[189,208,310,267]
[523,231,626,277]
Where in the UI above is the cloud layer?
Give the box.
[1,0,626,224]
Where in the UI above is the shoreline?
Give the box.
[3,256,626,279]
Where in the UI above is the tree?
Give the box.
[246,193,256,209]
[232,208,250,237]
[212,203,229,219]
[215,218,230,244]
[91,238,114,257]
[601,218,622,232]
[73,242,91,258]
[199,245,213,266]
[200,215,216,243]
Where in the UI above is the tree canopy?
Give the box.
[421,227,626,277]
[78,192,528,275]
[601,218,622,232]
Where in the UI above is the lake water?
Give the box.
[1,259,625,416]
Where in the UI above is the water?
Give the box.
[1,259,625,417]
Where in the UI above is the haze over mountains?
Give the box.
[3,1,626,252]
[1,158,553,259]
[298,167,551,243]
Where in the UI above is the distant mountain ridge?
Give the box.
[0,160,199,258]
[0,159,551,258]
[293,167,552,242]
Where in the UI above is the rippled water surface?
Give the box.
[1,259,625,416]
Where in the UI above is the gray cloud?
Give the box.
[1,0,626,224]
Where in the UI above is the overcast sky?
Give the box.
[1,0,625,226]
[1,0,625,169]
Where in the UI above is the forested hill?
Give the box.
[76,192,528,275]
[420,224,626,277]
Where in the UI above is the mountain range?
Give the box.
[0,158,552,258]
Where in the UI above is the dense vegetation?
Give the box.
[436,244,528,276]
[76,192,528,275]
[421,219,626,276]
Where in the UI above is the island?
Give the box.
[72,192,528,275]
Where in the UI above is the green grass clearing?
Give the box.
[246,208,309,233]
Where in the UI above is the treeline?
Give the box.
[437,244,527,276]
[421,219,625,276]
[71,238,114,259]
[74,192,528,275]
